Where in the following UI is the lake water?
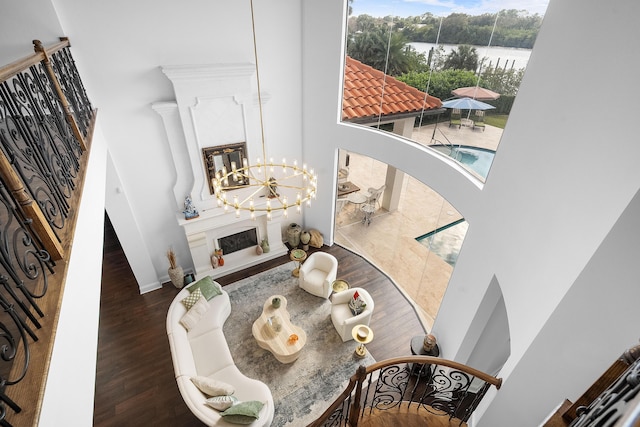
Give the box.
[409,42,532,70]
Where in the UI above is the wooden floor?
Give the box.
[93,216,426,426]
[359,406,467,427]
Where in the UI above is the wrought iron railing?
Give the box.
[308,356,502,427]
[567,356,640,427]
[0,38,94,426]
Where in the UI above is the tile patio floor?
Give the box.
[334,121,503,331]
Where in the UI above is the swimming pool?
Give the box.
[432,145,495,179]
[416,219,468,267]
[416,146,495,265]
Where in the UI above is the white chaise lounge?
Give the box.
[166,279,274,426]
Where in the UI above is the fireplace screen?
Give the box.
[218,229,258,255]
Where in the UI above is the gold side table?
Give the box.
[331,279,350,294]
[290,249,307,277]
[352,325,373,358]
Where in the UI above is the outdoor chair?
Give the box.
[338,166,349,184]
[363,185,385,211]
[472,110,486,131]
[449,108,462,129]
[358,185,385,226]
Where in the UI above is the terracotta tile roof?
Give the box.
[342,56,442,122]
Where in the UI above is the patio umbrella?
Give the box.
[452,86,500,100]
[441,98,496,110]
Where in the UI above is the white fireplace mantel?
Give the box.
[178,208,287,279]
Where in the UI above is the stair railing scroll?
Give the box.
[0,37,94,426]
[0,38,94,260]
[309,356,502,427]
[0,175,56,426]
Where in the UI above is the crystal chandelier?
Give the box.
[213,0,317,220]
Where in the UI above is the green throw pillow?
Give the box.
[220,400,264,424]
[186,276,222,301]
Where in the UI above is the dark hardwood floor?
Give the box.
[93,216,425,426]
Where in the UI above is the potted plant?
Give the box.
[167,249,184,289]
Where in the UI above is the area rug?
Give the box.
[222,263,376,426]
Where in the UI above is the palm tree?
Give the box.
[443,45,479,71]
[347,28,413,76]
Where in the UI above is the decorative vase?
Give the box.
[261,239,270,254]
[272,297,281,308]
[168,266,184,289]
[211,254,218,268]
[423,334,437,352]
[256,244,263,255]
[214,249,224,267]
[300,230,311,251]
[287,223,302,248]
[267,315,282,332]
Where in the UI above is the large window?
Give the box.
[337,0,549,328]
[342,0,549,182]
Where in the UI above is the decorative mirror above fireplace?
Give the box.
[202,142,248,195]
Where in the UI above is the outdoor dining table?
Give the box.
[337,181,360,197]
[347,192,367,216]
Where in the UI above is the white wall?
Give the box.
[481,188,640,424]
[0,0,63,63]
[106,152,160,293]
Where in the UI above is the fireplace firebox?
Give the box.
[218,229,258,256]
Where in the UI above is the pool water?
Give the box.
[416,220,469,267]
[432,145,495,179]
[417,146,495,265]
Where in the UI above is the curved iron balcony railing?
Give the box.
[308,355,502,427]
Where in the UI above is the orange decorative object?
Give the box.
[288,334,299,344]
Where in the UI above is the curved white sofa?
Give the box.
[166,285,274,426]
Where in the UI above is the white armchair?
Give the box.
[331,288,374,342]
[298,252,338,299]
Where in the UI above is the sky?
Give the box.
[351,0,550,18]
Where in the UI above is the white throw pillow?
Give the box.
[179,295,209,331]
[205,395,238,411]
[191,376,235,397]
